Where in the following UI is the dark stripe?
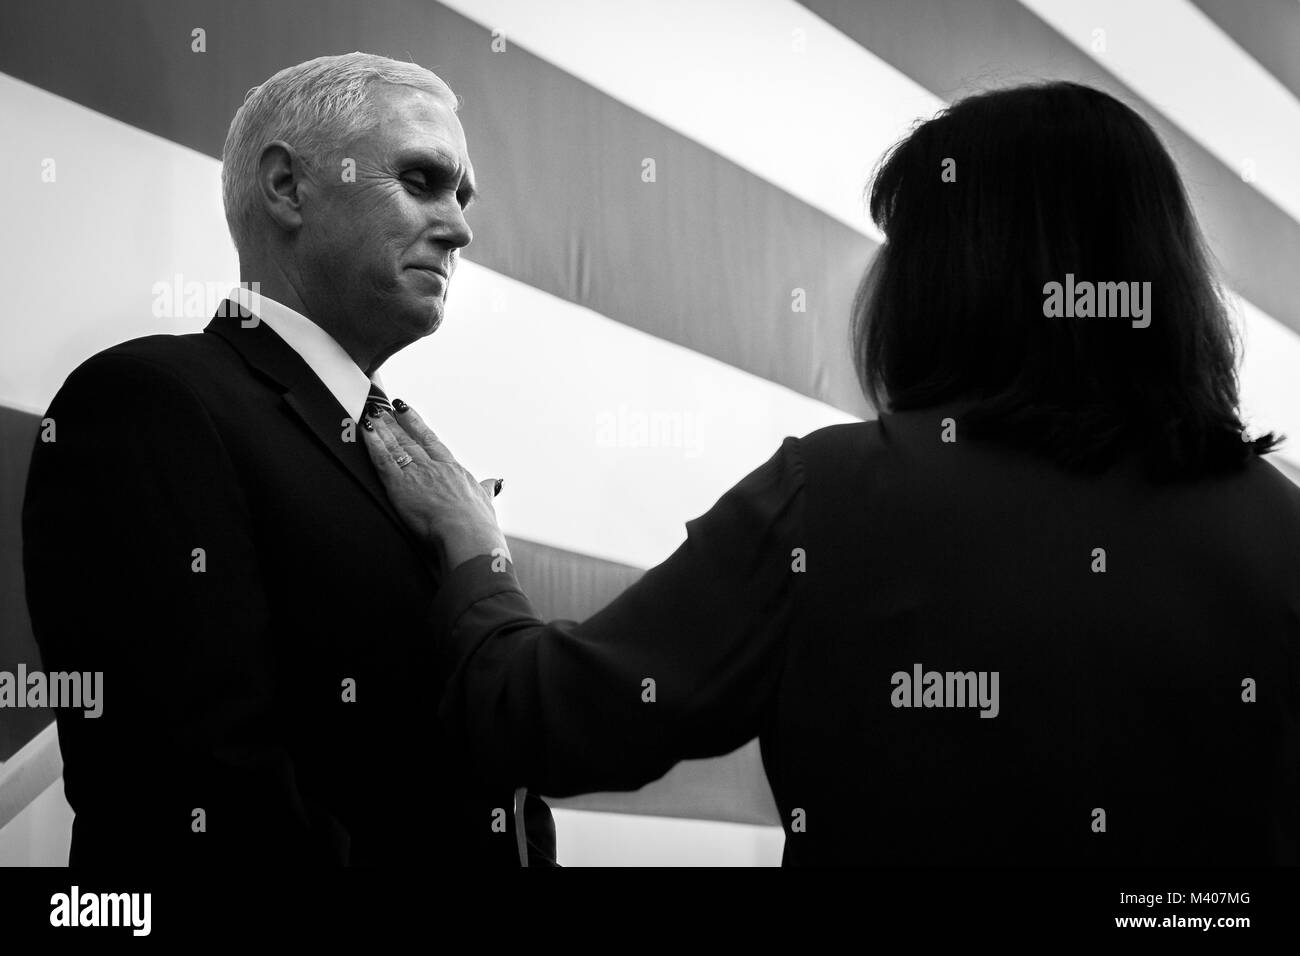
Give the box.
[0,0,874,419]
[798,0,1300,338]
[0,405,52,762]
[504,535,643,621]
[501,541,782,824]
[1188,0,1300,103]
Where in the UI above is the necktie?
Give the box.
[366,382,393,417]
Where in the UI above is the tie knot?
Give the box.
[366,382,393,415]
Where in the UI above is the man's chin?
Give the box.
[373,298,442,344]
[413,304,443,336]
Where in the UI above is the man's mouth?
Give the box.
[405,266,448,295]
[406,265,448,279]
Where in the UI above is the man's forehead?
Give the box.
[370,84,469,156]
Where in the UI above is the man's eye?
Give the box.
[401,173,429,192]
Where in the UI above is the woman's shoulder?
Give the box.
[796,408,947,470]
[796,419,882,457]
[793,408,1300,529]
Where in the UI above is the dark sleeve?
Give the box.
[429,437,805,797]
[22,353,350,865]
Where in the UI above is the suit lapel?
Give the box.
[204,299,424,552]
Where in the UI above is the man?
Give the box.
[22,52,554,866]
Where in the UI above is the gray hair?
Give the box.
[221,52,457,255]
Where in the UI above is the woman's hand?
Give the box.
[359,401,510,574]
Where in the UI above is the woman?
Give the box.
[360,82,1300,865]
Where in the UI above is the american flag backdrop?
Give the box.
[1,0,1298,866]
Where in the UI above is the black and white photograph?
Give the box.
[0,0,1297,940]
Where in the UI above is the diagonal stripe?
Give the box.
[437,0,946,241]
[385,259,860,566]
[1187,0,1300,103]
[0,0,874,418]
[550,809,783,865]
[1018,0,1300,230]
[427,1,1300,465]
[0,73,859,568]
[2,4,1297,480]
[424,1,1300,468]
[1233,295,1300,460]
[5,0,1297,423]
[797,0,1300,341]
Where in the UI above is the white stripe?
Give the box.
[1019,0,1300,228]
[1234,294,1300,458]
[550,808,783,866]
[426,3,1300,470]
[0,72,856,569]
[437,0,948,241]
[0,73,235,411]
[0,723,63,835]
[387,259,858,566]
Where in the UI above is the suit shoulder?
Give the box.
[67,330,236,388]
[47,332,243,419]
[96,328,233,371]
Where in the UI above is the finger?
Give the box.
[372,413,428,470]
[480,478,503,497]
[391,401,453,463]
[372,408,427,462]
[360,413,407,472]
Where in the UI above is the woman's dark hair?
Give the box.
[852,80,1281,480]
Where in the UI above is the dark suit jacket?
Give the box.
[430,402,1300,865]
[22,300,554,867]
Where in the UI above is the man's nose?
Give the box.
[431,199,472,250]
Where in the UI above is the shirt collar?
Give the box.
[230,286,383,422]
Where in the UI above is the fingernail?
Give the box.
[494,478,504,496]
[362,418,374,431]
[393,398,409,413]
[367,403,382,418]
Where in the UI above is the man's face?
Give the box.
[294,84,475,364]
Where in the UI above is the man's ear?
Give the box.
[256,140,310,233]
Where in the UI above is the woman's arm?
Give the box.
[361,404,804,798]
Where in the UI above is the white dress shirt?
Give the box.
[230,285,384,423]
